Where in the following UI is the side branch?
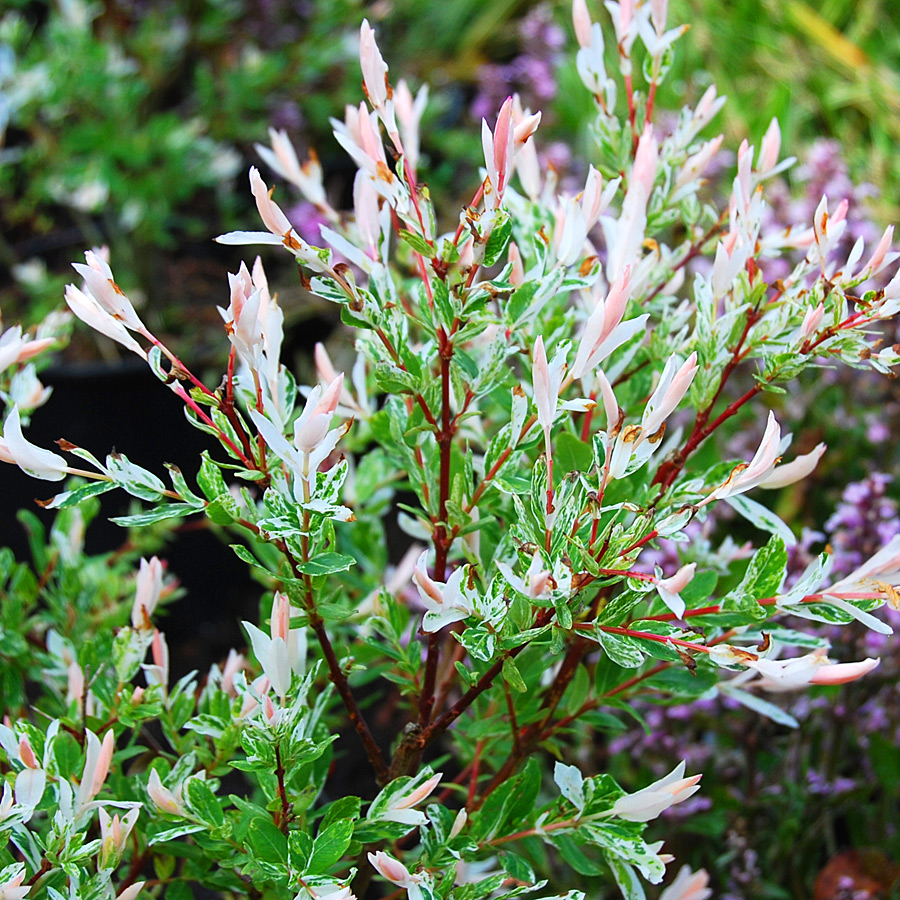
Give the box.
[308,608,390,784]
[418,337,454,728]
[283,541,389,783]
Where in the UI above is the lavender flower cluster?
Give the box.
[763,139,881,286]
[614,470,900,896]
[470,5,565,123]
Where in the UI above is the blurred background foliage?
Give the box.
[665,0,900,222]
[2,0,899,342]
[1,1,900,898]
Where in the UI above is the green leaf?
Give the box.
[598,631,645,668]
[564,663,591,715]
[288,831,313,871]
[105,452,167,501]
[582,822,666,882]
[554,596,574,630]
[110,503,197,526]
[719,684,798,728]
[166,463,206,507]
[506,281,539,324]
[165,884,194,900]
[607,856,646,900]
[185,779,224,828]
[725,494,796,546]
[458,626,496,661]
[454,348,479,380]
[229,544,268,570]
[598,590,646,627]
[553,834,606,876]
[679,570,718,608]
[645,667,717,699]
[320,796,361,832]
[247,817,288,865]
[555,433,594,475]
[399,230,434,256]
[40,480,116,509]
[505,758,542,829]
[296,553,356,576]
[197,452,229,501]
[205,493,240,525]
[373,362,417,394]
[502,656,527,693]
[53,731,82,777]
[432,279,455,329]
[499,851,536,886]
[149,824,207,845]
[483,211,512,266]
[454,874,507,900]
[594,653,628,696]
[720,535,787,621]
[309,819,354,873]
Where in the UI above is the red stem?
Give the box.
[418,334,454,728]
[172,385,254,468]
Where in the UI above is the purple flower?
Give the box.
[825,473,900,579]
[470,4,564,122]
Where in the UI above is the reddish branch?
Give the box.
[418,335,455,729]
[644,210,729,305]
[476,620,596,807]
[416,608,556,754]
[282,541,389,783]
[273,743,293,831]
[306,603,389,784]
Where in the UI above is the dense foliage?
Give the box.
[0,2,898,899]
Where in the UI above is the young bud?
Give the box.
[655,562,697,618]
[395,79,428,173]
[382,772,443,825]
[143,629,170,691]
[572,0,593,48]
[99,807,139,869]
[75,729,115,815]
[2,405,68,481]
[641,352,698,436]
[147,769,187,817]
[482,97,515,209]
[255,128,328,209]
[798,301,825,341]
[131,557,163,630]
[367,852,422,891]
[71,250,145,332]
[756,117,781,175]
[115,884,146,900]
[359,20,391,111]
[660,866,712,900]
[0,864,29,900]
[611,761,702,821]
[746,650,880,691]
[294,375,344,452]
[757,442,826,490]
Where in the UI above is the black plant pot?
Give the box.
[0,360,259,679]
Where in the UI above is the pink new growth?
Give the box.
[389,772,442,815]
[572,0,593,47]
[368,851,415,887]
[482,97,515,209]
[660,866,712,900]
[250,167,294,239]
[611,761,702,822]
[746,650,880,692]
[294,375,344,452]
[72,250,144,331]
[131,556,163,630]
[359,21,390,111]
